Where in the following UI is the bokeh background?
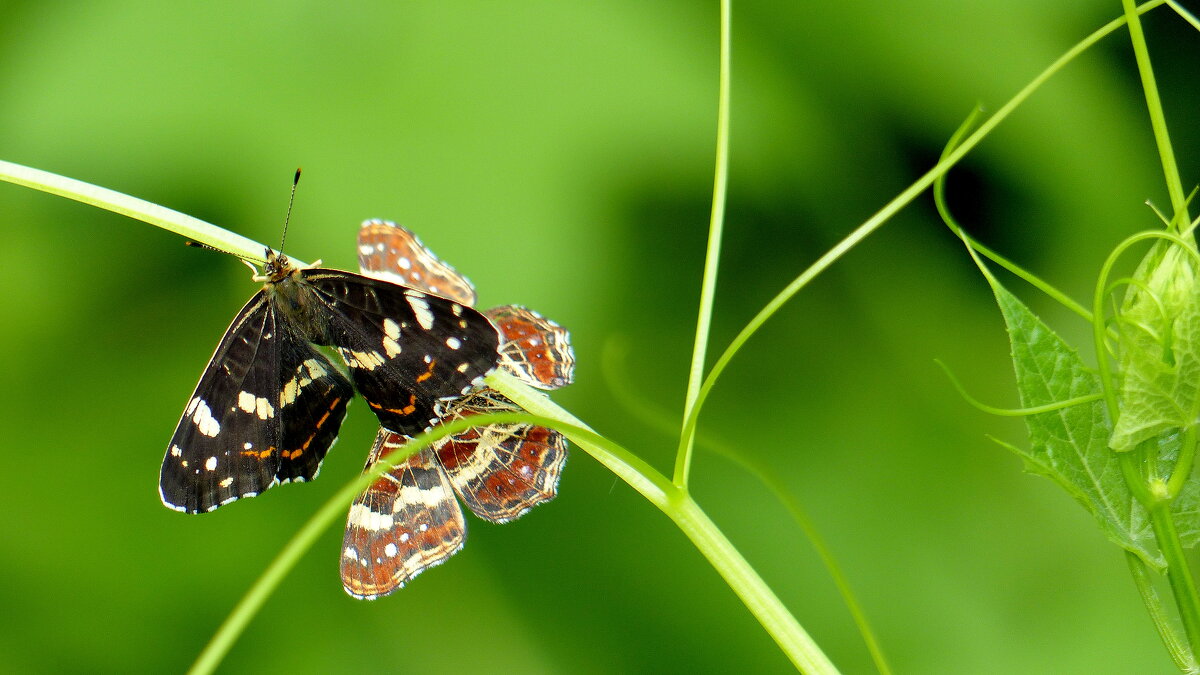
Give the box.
[1,1,1198,672]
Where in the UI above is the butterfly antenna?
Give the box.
[278,167,302,256]
[183,239,268,267]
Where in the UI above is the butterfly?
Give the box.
[340,220,575,599]
[160,226,501,514]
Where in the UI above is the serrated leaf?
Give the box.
[992,284,1163,567]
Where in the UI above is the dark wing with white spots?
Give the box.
[300,269,500,436]
[341,430,466,600]
[357,219,477,305]
[159,293,353,513]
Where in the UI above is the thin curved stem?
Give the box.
[676,0,732,488]
[934,359,1103,417]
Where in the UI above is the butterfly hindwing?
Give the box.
[272,329,356,484]
[436,390,567,523]
[341,430,466,599]
[160,293,353,513]
[298,269,499,436]
[487,305,575,391]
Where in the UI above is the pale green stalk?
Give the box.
[602,343,893,674]
[1122,0,1189,226]
[495,371,839,674]
[675,0,731,488]
[0,160,268,261]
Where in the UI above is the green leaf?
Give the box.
[1110,241,1200,451]
[993,284,1162,567]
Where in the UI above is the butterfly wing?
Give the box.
[435,390,567,523]
[341,430,466,599]
[299,269,499,436]
[357,219,477,305]
[160,293,353,513]
[486,305,575,390]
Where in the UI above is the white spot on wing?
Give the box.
[205,456,218,471]
[383,318,401,339]
[445,336,461,350]
[406,293,435,330]
[347,503,394,531]
[339,348,386,371]
[190,398,220,437]
[382,320,403,357]
[281,358,330,405]
[237,391,275,420]
[384,542,398,557]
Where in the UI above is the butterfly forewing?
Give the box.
[298,269,499,436]
[341,431,466,599]
[357,219,477,305]
[160,293,353,513]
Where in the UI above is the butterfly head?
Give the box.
[248,248,291,284]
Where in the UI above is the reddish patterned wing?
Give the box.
[341,432,465,599]
[357,219,476,305]
[487,305,575,390]
[435,389,568,523]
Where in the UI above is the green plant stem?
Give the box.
[1147,499,1200,659]
[934,359,1103,416]
[1127,551,1199,672]
[602,341,893,674]
[676,0,732,488]
[1168,1,1200,31]
[494,371,839,674]
[0,160,270,261]
[934,108,1095,323]
[675,0,1167,467]
[1121,0,1190,226]
[670,495,838,674]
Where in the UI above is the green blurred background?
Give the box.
[1,1,1196,672]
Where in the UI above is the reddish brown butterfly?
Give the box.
[340,220,575,599]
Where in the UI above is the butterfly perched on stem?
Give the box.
[159,176,501,514]
[341,220,575,599]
